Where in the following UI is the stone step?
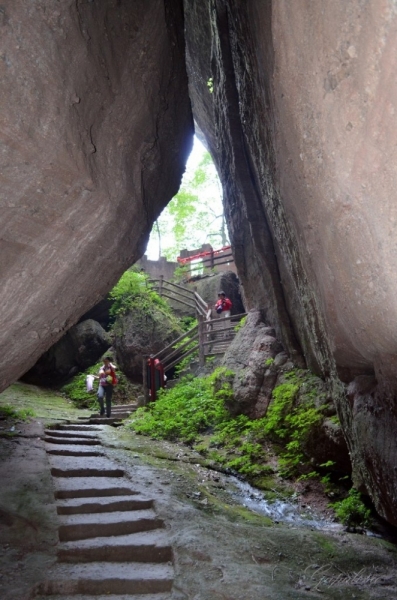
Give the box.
[32,562,173,596]
[34,594,172,600]
[58,530,172,563]
[45,444,105,457]
[55,424,103,431]
[54,477,138,499]
[48,456,124,478]
[88,417,128,425]
[44,429,100,439]
[57,495,153,515]
[58,510,164,541]
[44,436,101,446]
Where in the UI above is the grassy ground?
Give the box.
[0,382,90,426]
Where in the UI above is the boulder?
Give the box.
[112,306,182,382]
[22,319,110,386]
[0,0,193,392]
[220,310,283,417]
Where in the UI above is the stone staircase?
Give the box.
[77,403,137,426]
[32,419,173,599]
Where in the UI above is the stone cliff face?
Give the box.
[184,0,397,524]
[0,0,193,390]
[3,0,397,525]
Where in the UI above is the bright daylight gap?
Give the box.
[145,136,229,261]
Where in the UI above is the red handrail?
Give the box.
[177,245,232,265]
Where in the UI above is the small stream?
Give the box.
[228,476,341,530]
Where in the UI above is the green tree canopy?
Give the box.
[148,146,229,260]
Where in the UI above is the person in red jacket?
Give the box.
[215,291,232,319]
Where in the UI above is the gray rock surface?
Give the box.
[112,307,182,382]
[22,319,110,386]
[0,0,193,391]
[184,1,397,524]
[3,0,397,525]
[221,310,282,417]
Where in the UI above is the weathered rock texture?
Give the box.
[0,0,193,391]
[3,0,397,526]
[184,1,397,524]
[22,319,110,386]
[112,307,182,382]
[221,310,283,418]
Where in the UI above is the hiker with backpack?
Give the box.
[97,356,117,418]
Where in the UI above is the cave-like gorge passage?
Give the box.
[2,0,397,530]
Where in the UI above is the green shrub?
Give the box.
[129,374,228,443]
[109,269,175,322]
[0,405,35,420]
[331,488,371,529]
[61,364,101,409]
[263,370,326,477]
[127,367,329,485]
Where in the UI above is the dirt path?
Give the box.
[0,384,397,599]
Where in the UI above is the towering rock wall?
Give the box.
[0,0,193,390]
[3,0,397,526]
[184,0,397,524]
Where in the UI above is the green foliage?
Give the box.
[129,374,229,443]
[233,315,247,333]
[61,364,101,409]
[128,366,329,486]
[147,148,228,261]
[208,367,235,405]
[331,488,371,529]
[263,370,326,477]
[0,404,35,421]
[170,263,190,282]
[264,382,299,438]
[265,357,275,367]
[109,269,172,321]
[179,316,198,332]
[320,460,336,469]
[207,77,214,93]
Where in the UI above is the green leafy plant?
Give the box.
[265,357,275,367]
[331,488,371,529]
[263,371,327,477]
[147,149,228,261]
[109,269,173,321]
[172,263,190,283]
[0,405,35,421]
[129,374,228,444]
[127,366,331,488]
[61,363,102,409]
[233,315,247,333]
